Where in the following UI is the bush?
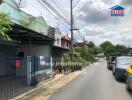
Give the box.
[0,13,13,41]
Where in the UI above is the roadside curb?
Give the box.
[12,66,88,100]
[11,74,64,100]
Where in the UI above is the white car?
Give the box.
[113,56,132,81]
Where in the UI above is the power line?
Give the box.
[28,0,74,31]
[49,0,79,30]
[40,0,71,25]
[73,0,80,9]
[29,0,70,29]
[4,1,48,27]
[37,0,70,29]
[3,0,70,33]
[26,1,70,29]
[5,0,70,30]
[50,0,70,22]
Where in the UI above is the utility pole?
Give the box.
[70,0,74,60]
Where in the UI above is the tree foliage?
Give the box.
[87,41,95,48]
[115,44,128,54]
[0,13,12,41]
[100,41,128,56]
[75,43,96,62]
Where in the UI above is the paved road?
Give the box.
[49,61,132,100]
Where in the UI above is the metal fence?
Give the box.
[30,56,52,85]
[0,56,52,100]
[0,57,29,100]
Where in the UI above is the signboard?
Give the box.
[110,5,125,16]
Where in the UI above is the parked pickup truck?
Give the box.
[107,53,121,70]
[113,56,132,81]
[107,56,116,70]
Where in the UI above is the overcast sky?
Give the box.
[17,0,132,46]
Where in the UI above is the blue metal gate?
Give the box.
[0,56,53,99]
[30,56,52,86]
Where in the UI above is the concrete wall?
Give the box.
[18,44,51,57]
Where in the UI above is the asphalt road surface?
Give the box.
[49,61,132,100]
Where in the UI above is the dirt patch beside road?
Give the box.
[17,71,81,100]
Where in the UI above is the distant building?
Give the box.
[48,27,70,57]
[0,0,54,93]
[61,35,70,49]
[48,27,61,47]
[74,41,89,48]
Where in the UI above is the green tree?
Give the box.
[115,44,128,54]
[100,41,129,56]
[100,41,113,50]
[0,13,12,41]
[87,41,95,48]
[75,47,95,62]
[100,41,115,56]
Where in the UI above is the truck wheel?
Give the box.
[115,73,120,81]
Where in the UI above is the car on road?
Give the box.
[126,65,132,92]
[95,57,99,62]
[113,56,132,81]
[107,56,116,70]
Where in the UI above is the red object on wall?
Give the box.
[15,60,21,69]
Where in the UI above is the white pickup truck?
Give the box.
[113,56,132,81]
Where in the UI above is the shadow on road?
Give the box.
[127,91,132,97]
[116,79,132,98]
[117,80,126,84]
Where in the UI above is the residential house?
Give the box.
[61,35,70,50]
[48,27,71,57]
[21,15,48,36]
[48,27,62,57]
[15,14,53,57]
[74,40,89,48]
[0,0,53,57]
[0,1,54,98]
[0,0,20,78]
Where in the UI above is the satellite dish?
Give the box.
[17,0,27,8]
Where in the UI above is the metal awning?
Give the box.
[7,24,54,45]
[0,40,17,46]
